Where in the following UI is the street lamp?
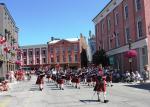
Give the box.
[128,38,132,74]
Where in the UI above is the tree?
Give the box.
[80,48,88,68]
[92,49,109,67]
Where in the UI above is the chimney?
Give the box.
[89,30,91,38]
[51,37,54,41]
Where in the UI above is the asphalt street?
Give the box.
[0,75,150,107]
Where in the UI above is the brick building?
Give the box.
[47,38,80,69]
[0,3,19,79]
[93,0,150,73]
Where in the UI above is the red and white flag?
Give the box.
[0,36,6,44]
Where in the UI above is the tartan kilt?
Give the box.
[93,84,106,92]
[71,78,76,83]
[75,78,80,83]
[36,77,44,84]
[106,76,112,82]
[57,79,64,84]
[46,75,51,78]
[87,77,92,82]
[66,75,71,80]
[92,76,97,82]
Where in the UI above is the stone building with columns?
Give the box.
[20,44,48,70]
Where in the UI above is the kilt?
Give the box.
[66,75,71,80]
[106,75,112,82]
[75,78,80,83]
[71,78,76,83]
[87,77,92,82]
[92,76,97,82]
[57,79,64,84]
[46,75,51,79]
[93,84,106,92]
[36,76,44,84]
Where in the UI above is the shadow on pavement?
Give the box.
[80,100,98,103]
[29,87,39,91]
[125,83,150,91]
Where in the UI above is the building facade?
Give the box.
[88,31,96,62]
[93,0,150,73]
[0,3,19,79]
[20,44,48,70]
[48,38,80,69]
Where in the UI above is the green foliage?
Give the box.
[92,49,109,67]
[80,48,88,68]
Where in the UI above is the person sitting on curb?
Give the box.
[142,65,149,83]
[0,80,9,91]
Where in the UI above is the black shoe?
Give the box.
[104,100,109,103]
[98,99,101,102]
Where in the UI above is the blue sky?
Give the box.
[0,0,110,46]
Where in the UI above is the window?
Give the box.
[125,27,130,43]
[36,58,40,64]
[63,55,66,62]
[35,50,39,56]
[115,32,120,47]
[42,50,46,55]
[62,47,65,54]
[141,47,148,66]
[137,20,143,38]
[50,47,53,53]
[24,59,27,65]
[74,44,78,52]
[101,21,104,33]
[107,18,111,31]
[42,58,46,63]
[51,58,54,63]
[56,47,60,54]
[109,36,112,50]
[68,54,72,62]
[56,55,60,62]
[124,5,129,19]
[115,13,119,25]
[29,51,33,56]
[68,46,71,53]
[29,59,33,65]
[23,52,27,57]
[135,0,141,11]
[75,54,78,62]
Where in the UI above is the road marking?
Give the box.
[0,97,11,107]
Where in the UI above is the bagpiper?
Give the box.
[36,68,45,91]
[94,75,109,103]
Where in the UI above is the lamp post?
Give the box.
[128,38,132,74]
